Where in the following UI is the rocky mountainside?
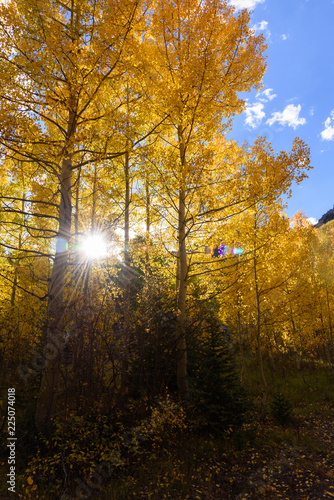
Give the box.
[315,206,334,228]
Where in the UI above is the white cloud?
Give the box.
[266,104,306,129]
[262,88,276,101]
[281,34,289,41]
[307,217,318,225]
[254,20,268,31]
[321,110,334,141]
[256,88,277,102]
[228,0,265,10]
[252,20,271,38]
[245,102,265,128]
[244,88,276,128]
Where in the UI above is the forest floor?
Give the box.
[213,408,334,499]
[2,369,334,499]
[101,404,334,499]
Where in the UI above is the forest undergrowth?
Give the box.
[99,366,334,500]
[2,364,334,500]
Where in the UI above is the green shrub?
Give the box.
[18,395,186,498]
[18,412,124,497]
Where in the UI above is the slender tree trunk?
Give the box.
[265,321,276,374]
[289,298,302,370]
[175,248,180,294]
[10,196,24,308]
[83,164,98,294]
[176,125,189,399]
[35,108,76,433]
[326,285,334,370]
[145,176,150,276]
[253,252,268,417]
[121,148,131,394]
[74,168,81,270]
[236,259,245,383]
[10,259,18,308]
[84,165,99,398]
[91,164,98,232]
[124,150,130,272]
[237,298,245,384]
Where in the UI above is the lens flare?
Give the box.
[232,247,243,256]
[81,234,107,259]
[207,243,243,257]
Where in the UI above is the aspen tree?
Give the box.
[145,0,267,397]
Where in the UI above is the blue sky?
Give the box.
[228,0,334,223]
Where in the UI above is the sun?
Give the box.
[81,233,108,259]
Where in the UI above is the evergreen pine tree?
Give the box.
[190,322,247,433]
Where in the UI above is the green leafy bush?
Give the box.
[19,412,124,497]
[19,395,186,498]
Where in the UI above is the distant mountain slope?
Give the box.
[315,206,334,228]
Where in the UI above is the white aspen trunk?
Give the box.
[145,176,150,275]
[35,109,76,433]
[236,258,245,383]
[121,148,131,394]
[253,251,268,417]
[10,195,24,308]
[74,168,81,271]
[237,299,245,384]
[176,125,189,399]
[91,164,98,232]
[289,298,302,371]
